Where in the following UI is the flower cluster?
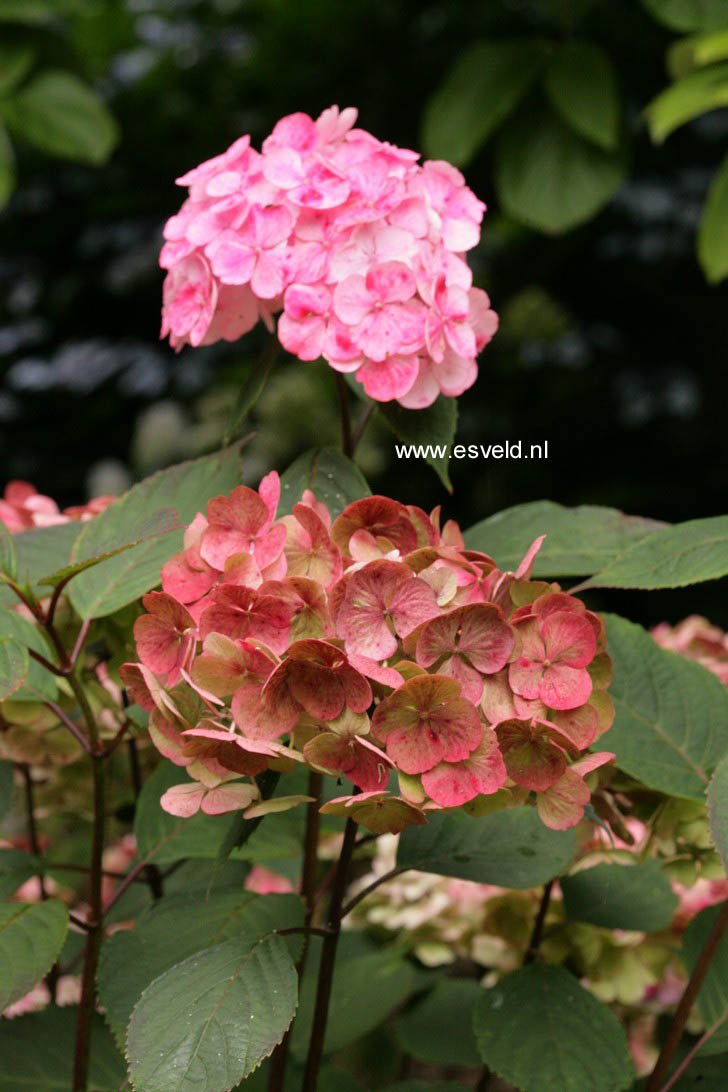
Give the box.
[123,473,614,834]
[0,481,114,533]
[652,615,728,686]
[160,106,497,407]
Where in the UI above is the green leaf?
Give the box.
[699,151,728,283]
[708,755,728,872]
[495,101,627,234]
[278,446,371,519]
[377,396,457,490]
[0,44,34,95]
[683,903,728,1055]
[0,849,41,900]
[645,64,728,143]
[603,614,728,799]
[39,506,179,590]
[641,0,728,33]
[127,934,298,1092]
[99,889,304,1048]
[290,947,417,1058]
[544,41,620,150]
[583,515,728,588]
[0,522,80,608]
[421,38,547,166]
[397,807,576,888]
[4,70,119,164]
[669,30,728,77]
[0,636,28,700]
[0,521,17,580]
[0,123,14,209]
[395,978,483,1067]
[0,608,57,700]
[561,860,678,931]
[473,963,634,1092]
[464,501,666,576]
[0,899,68,1009]
[0,1006,126,1090]
[69,445,242,618]
[0,762,13,821]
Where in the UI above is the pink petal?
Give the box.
[333,274,373,325]
[160,783,205,817]
[540,664,593,711]
[358,355,419,401]
[365,261,415,303]
[543,611,597,668]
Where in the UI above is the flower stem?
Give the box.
[266,771,322,1092]
[657,1011,728,1092]
[301,818,358,1092]
[645,899,728,1092]
[127,738,164,900]
[340,866,404,918]
[524,880,554,965]
[351,403,374,455]
[71,671,104,1092]
[334,373,353,458]
[72,751,105,1091]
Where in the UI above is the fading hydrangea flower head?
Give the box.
[160,106,497,407]
[123,474,613,834]
[652,616,728,686]
[0,481,115,533]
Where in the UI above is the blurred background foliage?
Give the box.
[0,0,727,627]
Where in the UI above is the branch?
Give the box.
[98,719,133,759]
[646,900,728,1092]
[658,1011,728,1092]
[351,403,375,455]
[524,880,554,965]
[44,701,92,753]
[301,818,359,1092]
[27,648,65,676]
[334,373,353,458]
[276,926,334,939]
[69,619,92,669]
[340,866,405,919]
[267,770,323,1092]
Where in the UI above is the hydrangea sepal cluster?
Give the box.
[160,106,497,407]
[122,474,615,835]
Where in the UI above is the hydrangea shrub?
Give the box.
[0,103,726,1092]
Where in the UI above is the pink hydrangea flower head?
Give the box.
[160,107,496,404]
[124,475,611,836]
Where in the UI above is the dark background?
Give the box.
[1,0,726,625]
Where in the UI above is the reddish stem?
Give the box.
[301,818,358,1092]
[645,900,728,1092]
